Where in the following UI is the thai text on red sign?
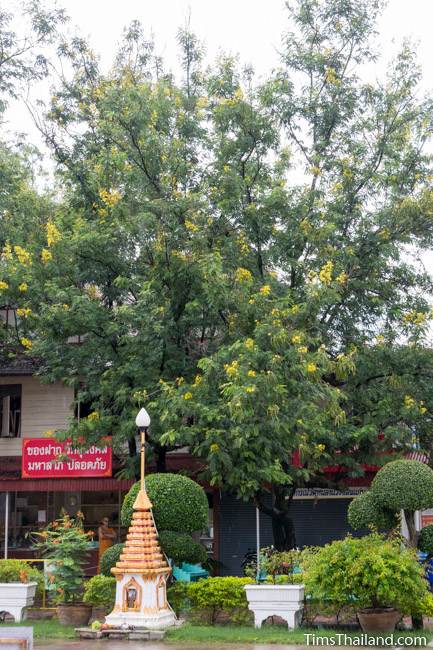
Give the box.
[22,438,112,478]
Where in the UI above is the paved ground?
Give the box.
[35,639,318,650]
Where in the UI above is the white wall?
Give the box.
[0,376,73,456]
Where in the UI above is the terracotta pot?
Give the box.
[357,607,401,632]
[57,602,92,626]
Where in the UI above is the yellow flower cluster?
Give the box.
[235,267,253,283]
[247,370,256,377]
[319,261,334,285]
[185,219,199,233]
[325,67,341,85]
[210,443,219,453]
[306,363,317,373]
[245,386,256,393]
[99,188,121,208]
[291,334,302,345]
[404,395,427,414]
[196,97,208,110]
[20,337,32,349]
[14,246,32,266]
[18,283,28,292]
[87,412,99,421]
[16,308,31,318]
[403,311,428,326]
[244,338,254,350]
[224,360,239,377]
[41,249,52,264]
[183,392,193,400]
[2,243,12,260]
[193,374,202,387]
[298,346,308,354]
[0,281,8,290]
[46,221,61,247]
[336,272,348,285]
[260,284,271,296]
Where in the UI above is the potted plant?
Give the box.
[0,560,42,622]
[304,532,433,632]
[244,548,305,629]
[83,574,116,622]
[33,512,93,626]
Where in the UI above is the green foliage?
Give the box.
[158,530,207,565]
[418,525,433,557]
[83,575,116,608]
[0,559,43,597]
[121,474,208,534]
[187,577,253,625]
[371,460,433,512]
[100,543,124,577]
[348,491,399,531]
[167,581,191,617]
[304,533,430,614]
[251,547,303,584]
[33,513,91,603]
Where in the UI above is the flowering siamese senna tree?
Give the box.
[2,0,433,548]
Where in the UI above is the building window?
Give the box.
[0,384,21,437]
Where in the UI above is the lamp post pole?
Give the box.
[135,407,151,494]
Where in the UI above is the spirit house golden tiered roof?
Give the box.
[105,408,176,629]
[112,490,169,576]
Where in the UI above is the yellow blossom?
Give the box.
[183,392,193,400]
[18,283,28,292]
[403,311,428,326]
[259,284,271,296]
[46,221,61,247]
[176,377,185,385]
[245,339,254,350]
[247,370,256,377]
[41,249,52,263]
[336,272,348,285]
[291,334,302,345]
[16,308,31,318]
[325,67,341,85]
[235,267,253,284]
[185,219,199,233]
[319,261,334,285]
[245,386,256,393]
[223,164,230,173]
[291,305,300,314]
[316,444,326,452]
[306,363,317,373]
[87,411,99,421]
[99,188,121,207]
[196,97,208,110]
[20,337,32,349]
[14,246,32,266]
[224,360,239,377]
[62,304,70,311]
[0,281,8,290]
[210,443,219,453]
[2,243,12,260]
[193,374,202,387]
[298,346,308,354]
[404,395,416,409]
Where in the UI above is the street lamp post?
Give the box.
[135,407,151,493]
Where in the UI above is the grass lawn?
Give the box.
[165,623,433,645]
[0,619,75,639]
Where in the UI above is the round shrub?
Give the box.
[100,543,124,577]
[159,530,207,565]
[0,560,43,598]
[83,575,116,608]
[371,460,433,512]
[121,473,208,534]
[418,525,433,556]
[347,490,399,530]
[304,532,429,615]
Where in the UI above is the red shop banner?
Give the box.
[22,438,112,479]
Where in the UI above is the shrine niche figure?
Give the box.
[126,586,137,610]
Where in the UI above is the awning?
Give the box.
[0,477,134,492]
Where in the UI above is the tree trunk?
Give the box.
[255,485,297,550]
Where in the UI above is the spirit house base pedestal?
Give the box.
[105,489,176,630]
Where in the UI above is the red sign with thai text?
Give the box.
[22,438,112,478]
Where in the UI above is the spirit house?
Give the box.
[105,408,176,629]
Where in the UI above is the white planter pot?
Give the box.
[244,583,304,629]
[0,582,37,622]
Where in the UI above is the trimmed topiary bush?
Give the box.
[348,490,399,531]
[159,530,208,565]
[100,543,124,577]
[121,473,208,534]
[83,575,116,608]
[418,525,433,557]
[372,460,433,513]
[187,576,254,625]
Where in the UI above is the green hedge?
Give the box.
[187,576,253,625]
[0,559,43,598]
[121,473,208,534]
[83,575,116,608]
[372,460,433,512]
[419,525,433,556]
[159,530,207,565]
[347,490,398,530]
[100,543,124,577]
